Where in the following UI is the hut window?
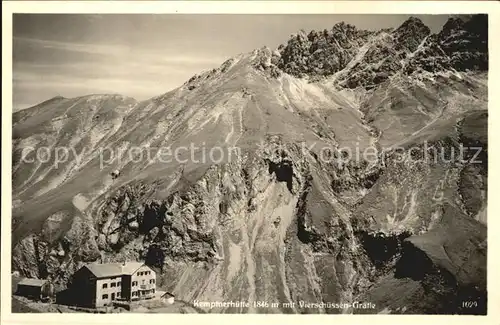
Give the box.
[102,283,108,289]
[102,294,109,299]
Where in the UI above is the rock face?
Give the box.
[274,15,487,90]
[393,16,431,52]
[12,15,487,314]
[406,15,488,75]
[277,23,373,78]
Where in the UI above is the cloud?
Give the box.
[15,36,124,56]
[14,68,184,100]
[15,61,212,79]
[14,36,228,66]
[16,74,173,93]
[13,37,230,108]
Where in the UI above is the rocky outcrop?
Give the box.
[393,16,431,52]
[276,23,373,78]
[357,202,486,315]
[275,15,487,90]
[275,17,431,88]
[438,15,488,71]
[406,15,488,76]
[12,214,101,288]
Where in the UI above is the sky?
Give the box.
[13,14,452,110]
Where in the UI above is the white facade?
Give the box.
[130,265,156,300]
[95,276,122,307]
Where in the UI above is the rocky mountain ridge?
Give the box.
[12,15,488,314]
[256,15,487,89]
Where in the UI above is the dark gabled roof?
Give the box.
[83,262,146,278]
[18,278,47,287]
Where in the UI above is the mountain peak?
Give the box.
[394,16,431,52]
[437,14,488,71]
[443,16,466,29]
[401,16,426,26]
[331,21,358,33]
[276,22,371,78]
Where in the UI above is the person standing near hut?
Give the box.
[40,281,55,302]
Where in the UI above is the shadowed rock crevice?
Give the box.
[145,244,166,270]
[356,231,411,269]
[295,185,320,245]
[266,159,294,192]
[393,240,487,314]
[139,203,166,234]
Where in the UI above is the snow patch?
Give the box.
[72,193,91,212]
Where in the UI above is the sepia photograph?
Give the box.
[4,4,492,319]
